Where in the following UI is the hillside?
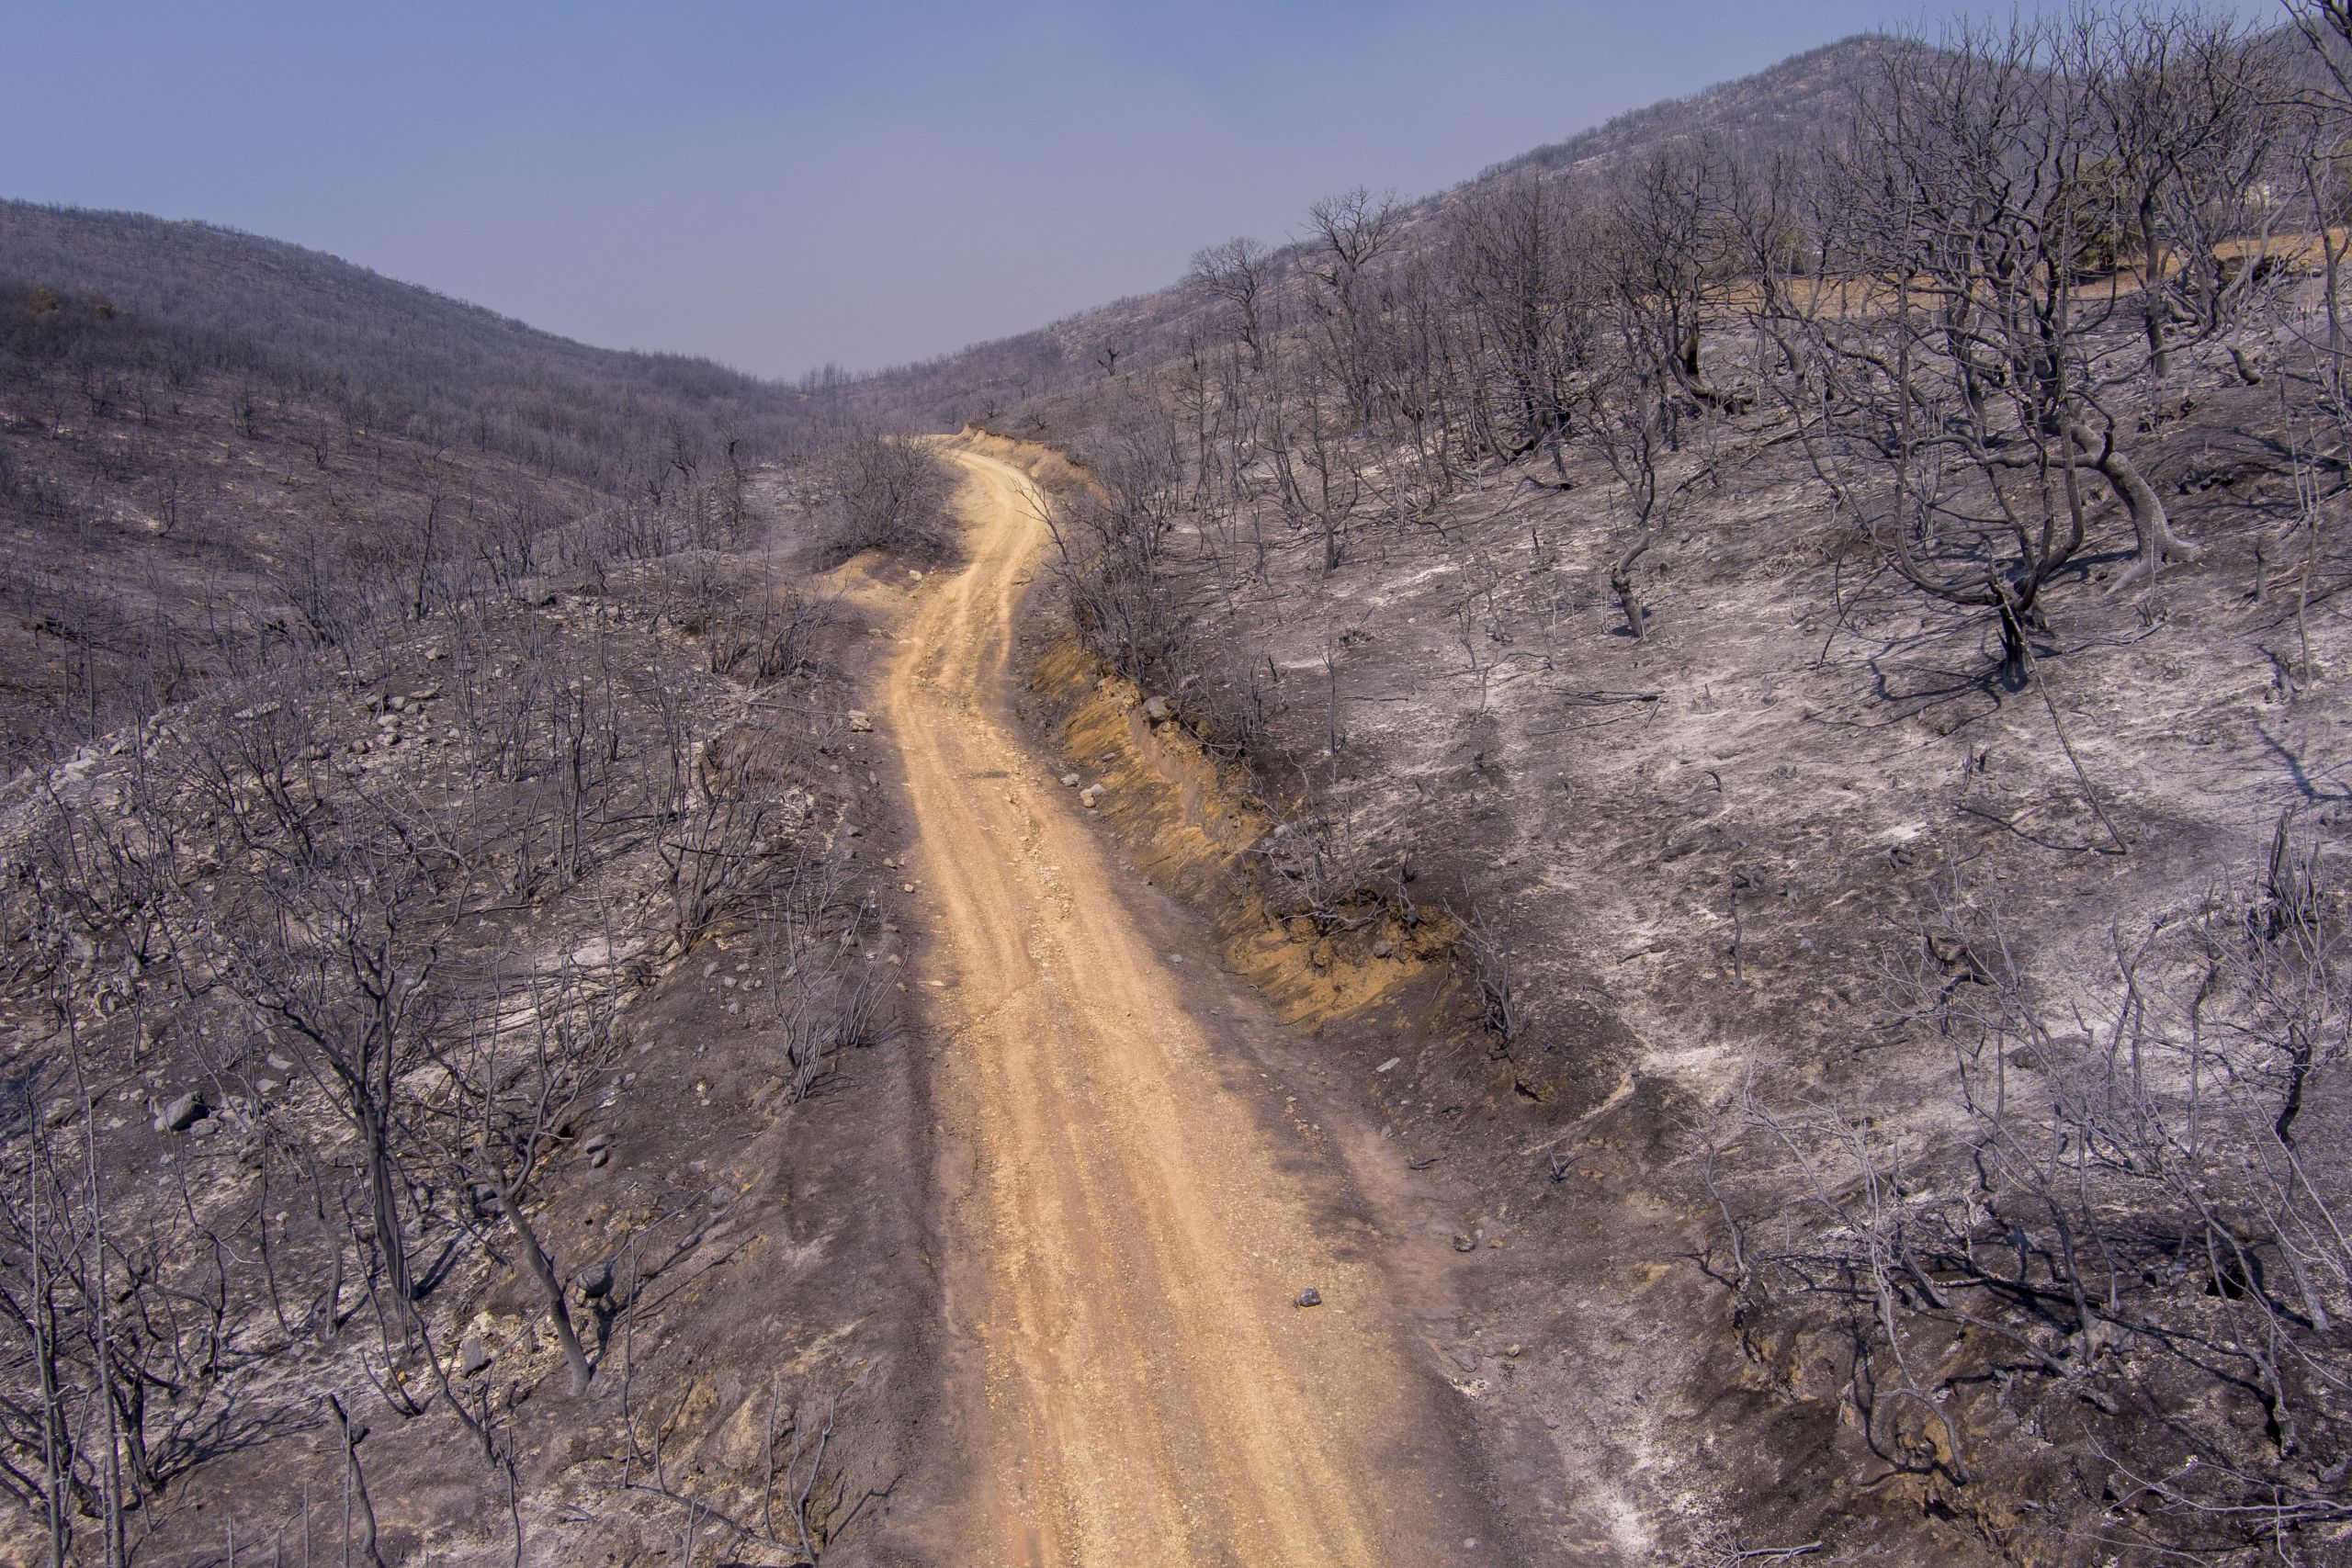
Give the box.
[1480,33,1902,180]
[944,10,2352,1564]
[0,201,813,771]
[854,32,1907,433]
[0,206,959,1565]
[0,201,796,489]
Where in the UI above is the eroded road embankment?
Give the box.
[883,440,1480,1566]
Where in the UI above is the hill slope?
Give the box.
[856,32,1901,431]
[0,202,809,768]
[897,14,2352,1564]
[0,207,950,1565]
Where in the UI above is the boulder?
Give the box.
[161,1092,208,1133]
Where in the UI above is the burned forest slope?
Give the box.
[0,200,808,772]
[0,208,960,1565]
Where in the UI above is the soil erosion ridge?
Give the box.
[886,439,1471,1566]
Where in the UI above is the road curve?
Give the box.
[886,442,1457,1566]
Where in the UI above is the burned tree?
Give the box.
[1766,16,2269,680]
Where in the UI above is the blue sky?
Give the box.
[0,1,2267,378]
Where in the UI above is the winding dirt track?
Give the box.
[887,443,1452,1566]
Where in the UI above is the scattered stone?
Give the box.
[846,710,873,733]
[1061,773,1080,786]
[267,1055,293,1072]
[460,1336,491,1376]
[1453,1232,1478,1253]
[1295,1287,1323,1308]
[1079,784,1105,809]
[254,1078,281,1096]
[232,701,281,722]
[190,1118,220,1138]
[589,1146,611,1169]
[161,1092,208,1132]
[1372,941,1394,959]
[1375,1057,1402,1074]
[582,1133,612,1155]
[43,1099,78,1129]
[579,1261,614,1300]
[1142,695,1171,722]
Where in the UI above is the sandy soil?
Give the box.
[882,442,1489,1566]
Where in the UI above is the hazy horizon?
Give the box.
[0,0,2210,380]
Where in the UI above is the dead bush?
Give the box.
[1713,818,2352,1557]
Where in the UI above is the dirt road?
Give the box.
[884,442,1473,1565]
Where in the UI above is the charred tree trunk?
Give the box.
[324,1395,388,1568]
[2071,424,2199,593]
[1611,529,1655,640]
[493,1186,593,1395]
